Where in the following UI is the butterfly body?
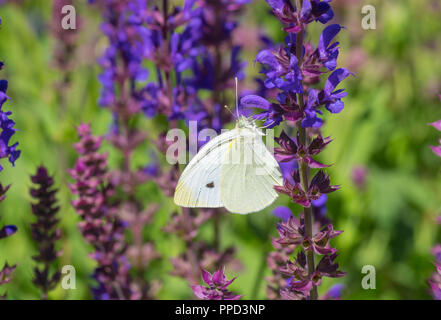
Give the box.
[174,116,283,214]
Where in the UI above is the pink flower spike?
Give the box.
[429,145,441,157]
[429,120,441,132]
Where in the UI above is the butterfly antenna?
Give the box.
[224,105,235,117]
[235,77,240,119]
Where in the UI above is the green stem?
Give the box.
[295,1,318,300]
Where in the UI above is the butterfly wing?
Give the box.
[174,129,239,208]
[220,128,283,214]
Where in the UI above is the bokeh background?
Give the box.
[0,0,441,300]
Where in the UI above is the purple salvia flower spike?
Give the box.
[0,17,19,299]
[191,267,241,300]
[30,166,62,299]
[428,94,441,300]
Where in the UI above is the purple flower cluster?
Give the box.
[267,0,334,34]
[428,95,441,300]
[51,0,80,109]
[243,0,347,299]
[241,20,352,127]
[0,184,17,299]
[135,0,248,288]
[96,0,150,111]
[0,21,20,171]
[92,0,163,299]
[191,267,241,300]
[68,124,138,300]
[29,166,62,299]
[0,17,19,299]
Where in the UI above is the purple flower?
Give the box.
[0,224,17,239]
[0,183,17,298]
[351,165,368,190]
[256,47,303,93]
[0,262,16,298]
[191,267,241,300]
[275,130,331,168]
[0,17,19,298]
[30,166,62,299]
[322,68,352,113]
[68,124,138,300]
[321,283,344,300]
[428,96,441,300]
[241,95,284,128]
[312,194,329,225]
[275,170,339,207]
[317,24,341,71]
[429,117,441,157]
[275,215,342,255]
[273,206,293,221]
[266,0,334,34]
[0,79,20,170]
[96,0,150,110]
[257,0,345,300]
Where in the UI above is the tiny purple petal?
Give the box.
[273,206,293,221]
[241,95,271,110]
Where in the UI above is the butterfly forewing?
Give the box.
[174,129,238,208]
[219,128,283,214]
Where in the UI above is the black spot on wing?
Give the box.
[206,182,215,188]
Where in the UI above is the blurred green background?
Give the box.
[0,0,441,300]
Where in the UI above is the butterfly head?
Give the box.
[237,115,254,129]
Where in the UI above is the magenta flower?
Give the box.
[68,124,137,300]
[191,267,241,300]
[275,130,331,168]
[266,0,334,34]
[275,170,339,207]
[428,94,441,300]
[248,0,346,300]
[0,183,16,299]
[275,216,342,255]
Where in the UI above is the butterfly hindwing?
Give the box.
[219,128,283,214]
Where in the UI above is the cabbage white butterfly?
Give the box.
[173,80,283,214]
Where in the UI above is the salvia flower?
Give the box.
[0,184,17,240]
[30,166,62,299]
[320,283,344,300]
[256,46,303,93]
[275,170,339,207]
[267,0,334,34]
[0,18,20,169]
[274,130,331,168]
[276,215,342,255]
[428,96,441,300]
[154,0,246,292]
[191,267,241,300]
[0,18,19,299]
[69,124,137,300]
[0,78,20,171]
[247,0,346,299]
[0,183,16,299]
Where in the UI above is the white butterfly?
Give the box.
[173,113,283,214]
